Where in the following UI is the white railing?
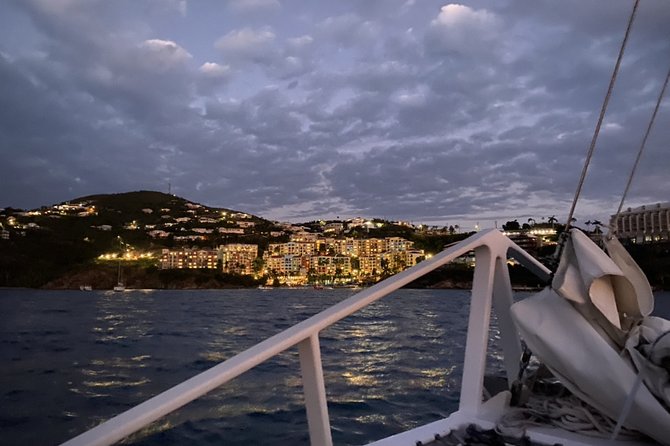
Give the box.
[61,229,551,446]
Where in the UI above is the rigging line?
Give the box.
[564,0,640,228]
[610,66,670,238]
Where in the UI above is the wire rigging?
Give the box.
[610,66,670,237]
[564,0,640,229]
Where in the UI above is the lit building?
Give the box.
[290,232,319,243]
[356,238,384,257]
[610,202,670,243]
[385,237,414,252]
[160,248,218,269]
[219,244,258,275]
[261,235,424,283]
[323,222,344,233]
[267,241,315,257]
[264,255,302,276]
[358,255,382,277]
[405,249,425,267]
[334,238,357,256]
[310,255,351,277]
[218,227,244,234]
[503,232,540,255]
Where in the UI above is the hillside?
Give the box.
[0,191,283,288]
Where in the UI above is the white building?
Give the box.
[610,202,670,243]
[218,227,244,234]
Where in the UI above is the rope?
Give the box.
[564,0,640,229]
[497,394,641,441]
[610,372,643,440]
[609,66,670,238]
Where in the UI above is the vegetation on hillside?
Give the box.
[0,191,279,288]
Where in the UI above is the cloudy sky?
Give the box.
[0,0,668,229]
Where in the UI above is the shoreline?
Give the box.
[1,283,548,292]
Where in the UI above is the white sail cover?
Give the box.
[552,229,652,341]
[511,229,670,444]
[604,234,654,318]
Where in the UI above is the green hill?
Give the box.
[0,190,278,288]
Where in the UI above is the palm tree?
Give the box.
[592,220,604,234]
[548,215,558,229]
[527,218,536,227]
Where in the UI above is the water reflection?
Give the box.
[71,292,155,400]
[0,287,534,446]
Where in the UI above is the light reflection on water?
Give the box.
[0,288,471,446]
[71,293,156,400]
[3,288,667,446]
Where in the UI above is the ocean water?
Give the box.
[1,288,669,446]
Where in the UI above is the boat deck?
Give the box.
[419,424,544,446]
[368,391,658,446]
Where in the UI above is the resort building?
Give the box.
[267,241,315,257]
[610,202,670,243]
[160,248,218,269]
[405,249,426,267]
[358,255,382,277]
[265,254,302,276]
[219,244,258,275]
[290,231,319,243]
[311,254,351,277]
[323,222,344,233]
[384,237,414,253]
[218,227,244,234]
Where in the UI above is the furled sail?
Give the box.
[511,229,670,444]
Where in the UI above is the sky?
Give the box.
[0,0,668,230]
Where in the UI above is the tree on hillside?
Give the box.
[592,220,604,234]
[252,258,264,275]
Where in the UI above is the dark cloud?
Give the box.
[0,0,668,229]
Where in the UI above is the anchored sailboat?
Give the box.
[113,259,125,292]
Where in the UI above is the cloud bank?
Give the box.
[0,0,668,229]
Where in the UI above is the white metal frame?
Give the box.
[61,229,551,446]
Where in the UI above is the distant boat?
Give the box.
[79,285,92,291]
[257,285,273,290]
[113,260,125,292]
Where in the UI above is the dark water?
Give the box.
[1,288,669,446]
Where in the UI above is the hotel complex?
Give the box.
[159,233,426,285]
[610,202,670,243]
